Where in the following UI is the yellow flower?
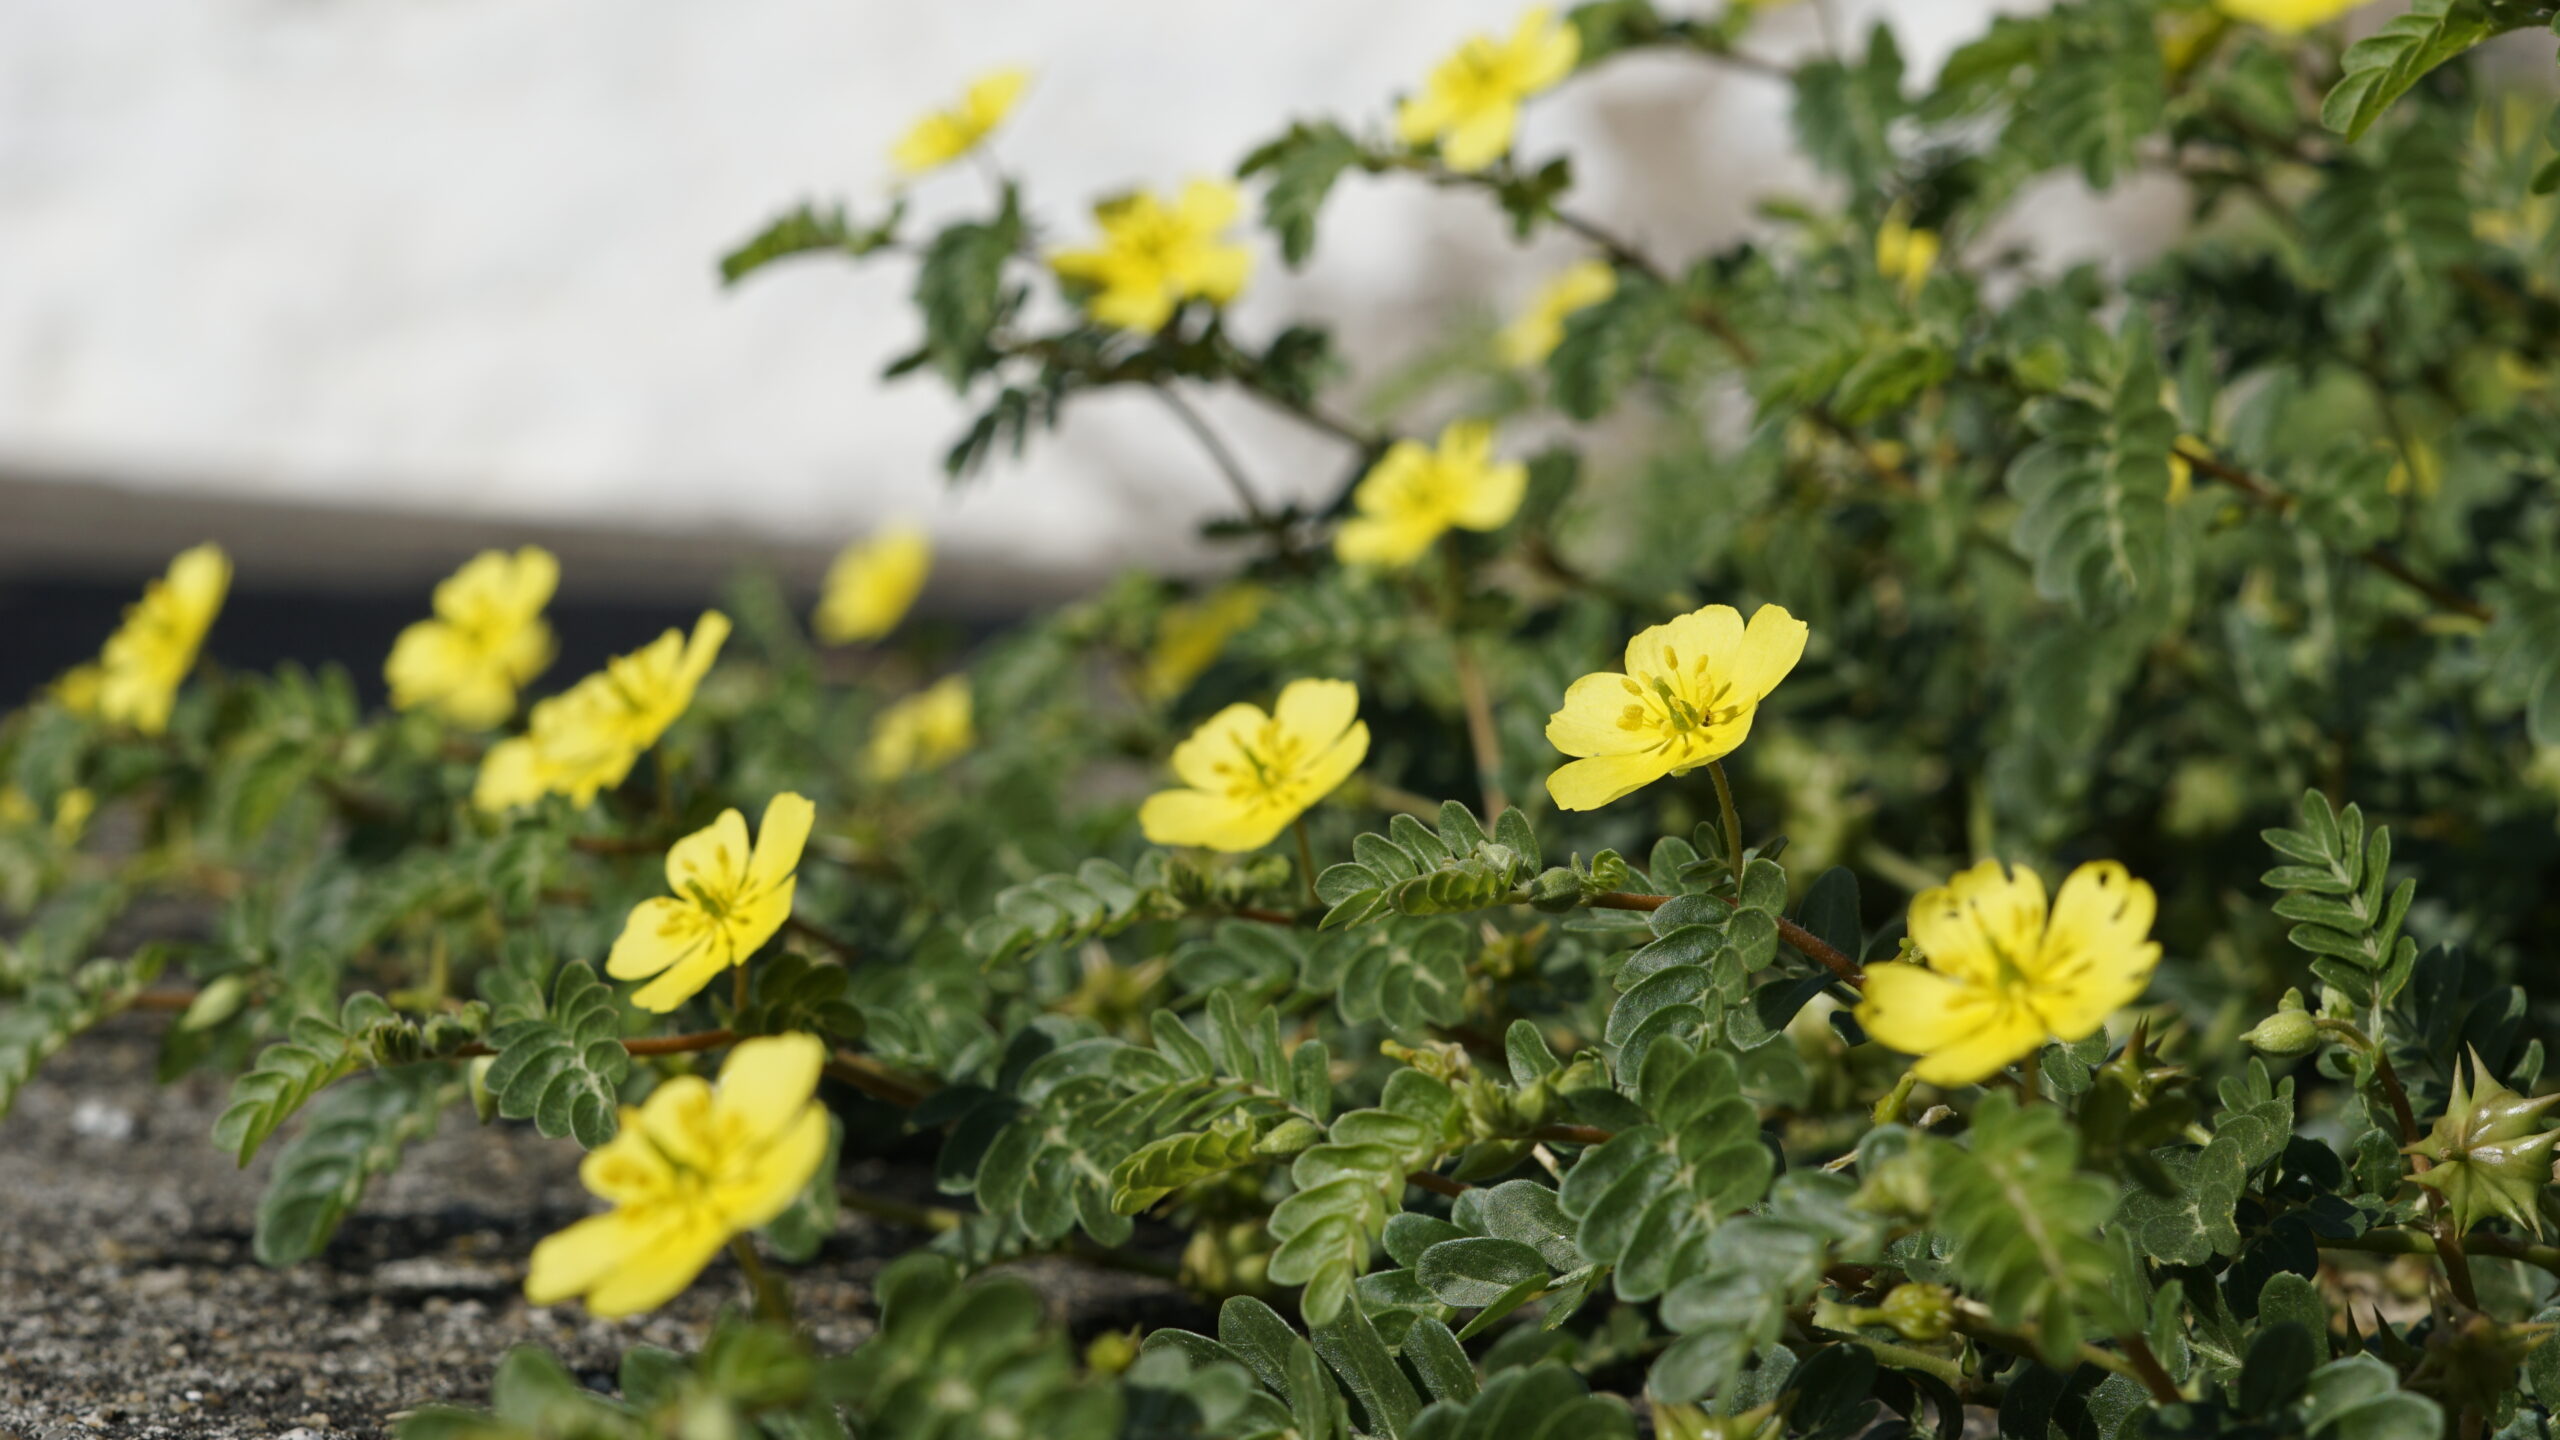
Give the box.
[474,612,731,812]
[0,785,90,845]
[524,1033,830,1317]
[1051,180,1253,333]
[1501,260,1617,368]
[1395,7,1580,174]
[1335,420,1528,568]
[864,676,974,782]
[2387,439,2442,498]
[815,527,931,645]
[890,67,1030,177]
[1876,210,1941,298]
[1140,679,1369,852]
[67,544,230,736]
[2214,0,2363,33]
[385,548,558,729]
[606,792,815,1012]
[1855,860,2160,1086]
[1544,603,1807,811]
[1145,584,1266,701]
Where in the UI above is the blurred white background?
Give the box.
[1,0,2189,600]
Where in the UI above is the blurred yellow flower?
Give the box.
[1140,678,1369,852]
[0,785,86,846]
[2214,0,2362,32]
[1876,210,1941,297]
[606,792,814,1013]
[815,527,931,645]
[386,547,558,729]
[1544,603,1807,811]
[1856,860,2160,1086]
[62,543,230,736]
[1335,420,1528,568]
[1051,180,1253,333]
[525,1033,829,1317]
[2387,439,2442,498]
[864,676,974,781]
[1396,7,1580,173]
[1145,585,1266,701]
[890,67,1030,176]
[1501,260,1617,367]
[474,612,731,812]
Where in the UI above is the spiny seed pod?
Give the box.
[1878,1282,1956,1342]
[2408,1050,2560,1236]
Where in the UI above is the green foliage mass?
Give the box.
[5,0,2560,1436]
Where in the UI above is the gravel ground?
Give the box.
[0,1018,1197,1440]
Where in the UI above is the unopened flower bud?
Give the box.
[1528,866,1584,912]
[1879,1282,1955,1342]
[2241,1008,2320,1058]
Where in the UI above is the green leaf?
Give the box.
[212,992,397,1164]
[0,951,166,1122]
[1790,25,1908,190]
[913,187,1025,387]
[967,855,1188,964]
[719,199,901,285]
[1239,122,1365,268]
[2302,123,2471,337]
[2004,322,2176,618]
[1924,1092,2126,1365]
[1316,804,1542,930]
[2321,0,2509,142]
[480,962,633,1148]
[1417,1237,1552,1308]
[255,1067,459,1267]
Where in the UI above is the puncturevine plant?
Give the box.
[10,1,2560,1436]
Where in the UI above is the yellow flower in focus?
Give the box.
[1145,585,1266,701]
[1396,7,1581,173]
[865,676,974,782]
[890,67,1030,177]
[607,793,816,1013]
[473,613,731,813]
[2214,0,2363,33]
[68,544,230,736]
[1335,420,1529,569]
[1855,860,2160,1086]
[386,547,558,729]
[815,528,932,645]
[524,1033,829,1316]
[1051,180,1253,333]
[1544,603,1807,811]
[1140,678,1369,852]
[1501,260,1617,368]
[1876,210,1941,298]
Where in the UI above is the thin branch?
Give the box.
[1451,641,1511,818]
[783,913,862,964]
[1588,890,1865,985]
[452,1027,734,1061]
[1152,382,1275,523]
[1406,1169,1471,1198]
[826,1049,938,1110]
[2174,444,2492,624]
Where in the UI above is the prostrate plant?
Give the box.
[6,1,2560,1437]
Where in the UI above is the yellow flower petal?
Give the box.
[524,1209,649,1307]
[745,792,816,896]
[1138,789,1267,851]
[1544,671,1652,758]
[1725,604,1810,705]
[1545,752,1677,812]
[712,1034,827,1148]
[1908,860,2048,989]
[606,897,720,983]
[1273,678,1360,751]
[581,1208,731,1317]
[667,808,754,902]
[715,1103,830,1229]
[815,528,932,644]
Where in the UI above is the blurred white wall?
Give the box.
[0,0,2138,598]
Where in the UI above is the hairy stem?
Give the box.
[1587,890,1865,985]
[1452,641,1510,818]
[1707,760,1745,887]
[729,1234,795,1327]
